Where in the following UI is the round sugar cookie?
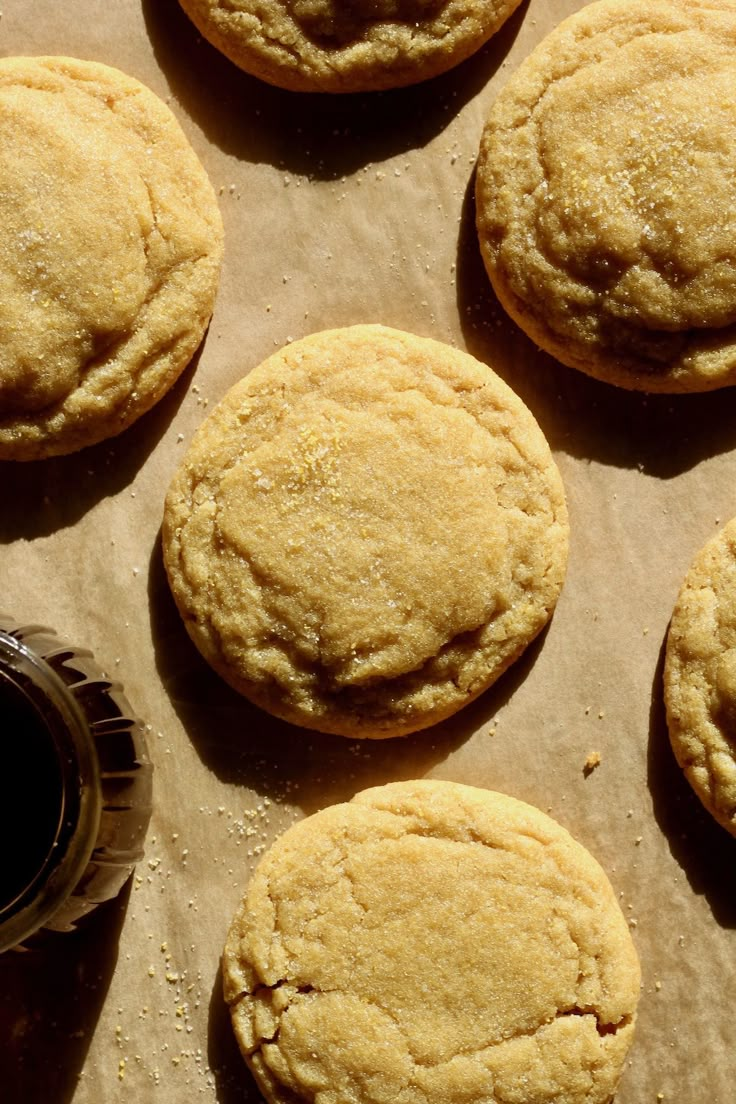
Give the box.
[177,0,523,93]
[222,779,641,1104]
[162,324,568,738]
[0,56,223,460]
[665,517,736,835]
[475,0,736,393]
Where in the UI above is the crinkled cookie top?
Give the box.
[178,0,523,91]
[665,516,736,835]
[0,56,223,459]
[476,0,736,392]
[223,780,640,1104]
[163,325,568,737]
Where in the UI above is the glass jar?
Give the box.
[0,616,153,952]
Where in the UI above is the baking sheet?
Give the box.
[1,0,735,1100]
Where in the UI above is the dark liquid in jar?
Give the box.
[0,670,64,911]
[0,619,152,950]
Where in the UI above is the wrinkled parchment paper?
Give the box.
[1,1,735,1101]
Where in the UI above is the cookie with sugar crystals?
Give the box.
[0,56,223,460]
[162,324,568,738]
[476,0,736,393]
[178,0,523,93]
[223,779,641,1104]
[665,517,736,835]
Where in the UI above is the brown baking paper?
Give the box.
[1,0,735,1101]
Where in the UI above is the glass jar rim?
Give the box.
[0,629,102,951]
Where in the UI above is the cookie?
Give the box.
[475,0,736,393]
[162,324,568,738]
[664,517,736,835]
[0,56,223,460]
[178,0,523,93]
[223,779,641,1104]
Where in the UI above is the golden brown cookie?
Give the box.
[0,56,223,460]
[162,324,568,738]
[223,779,641,1104]
[476,0,736,393]
[665,517,736,835]
[178,0,523,93]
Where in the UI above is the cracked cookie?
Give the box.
[177,0,523,92]
[162,324,568,738]
[0,56,223,460]
[475,0,736,393]
[665,517,736,835]
[223,779,641,1104]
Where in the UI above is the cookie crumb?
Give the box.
[583,751,601,776]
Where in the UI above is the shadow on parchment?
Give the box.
[456,169,736,478]
[208,963,262,1104]
[0,345,202,544]
[647,635,736,929]
[0,886,131,1104]
[147,527,550,815]
[142,0,529,178]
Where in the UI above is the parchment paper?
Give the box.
[1,1,735,1101]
